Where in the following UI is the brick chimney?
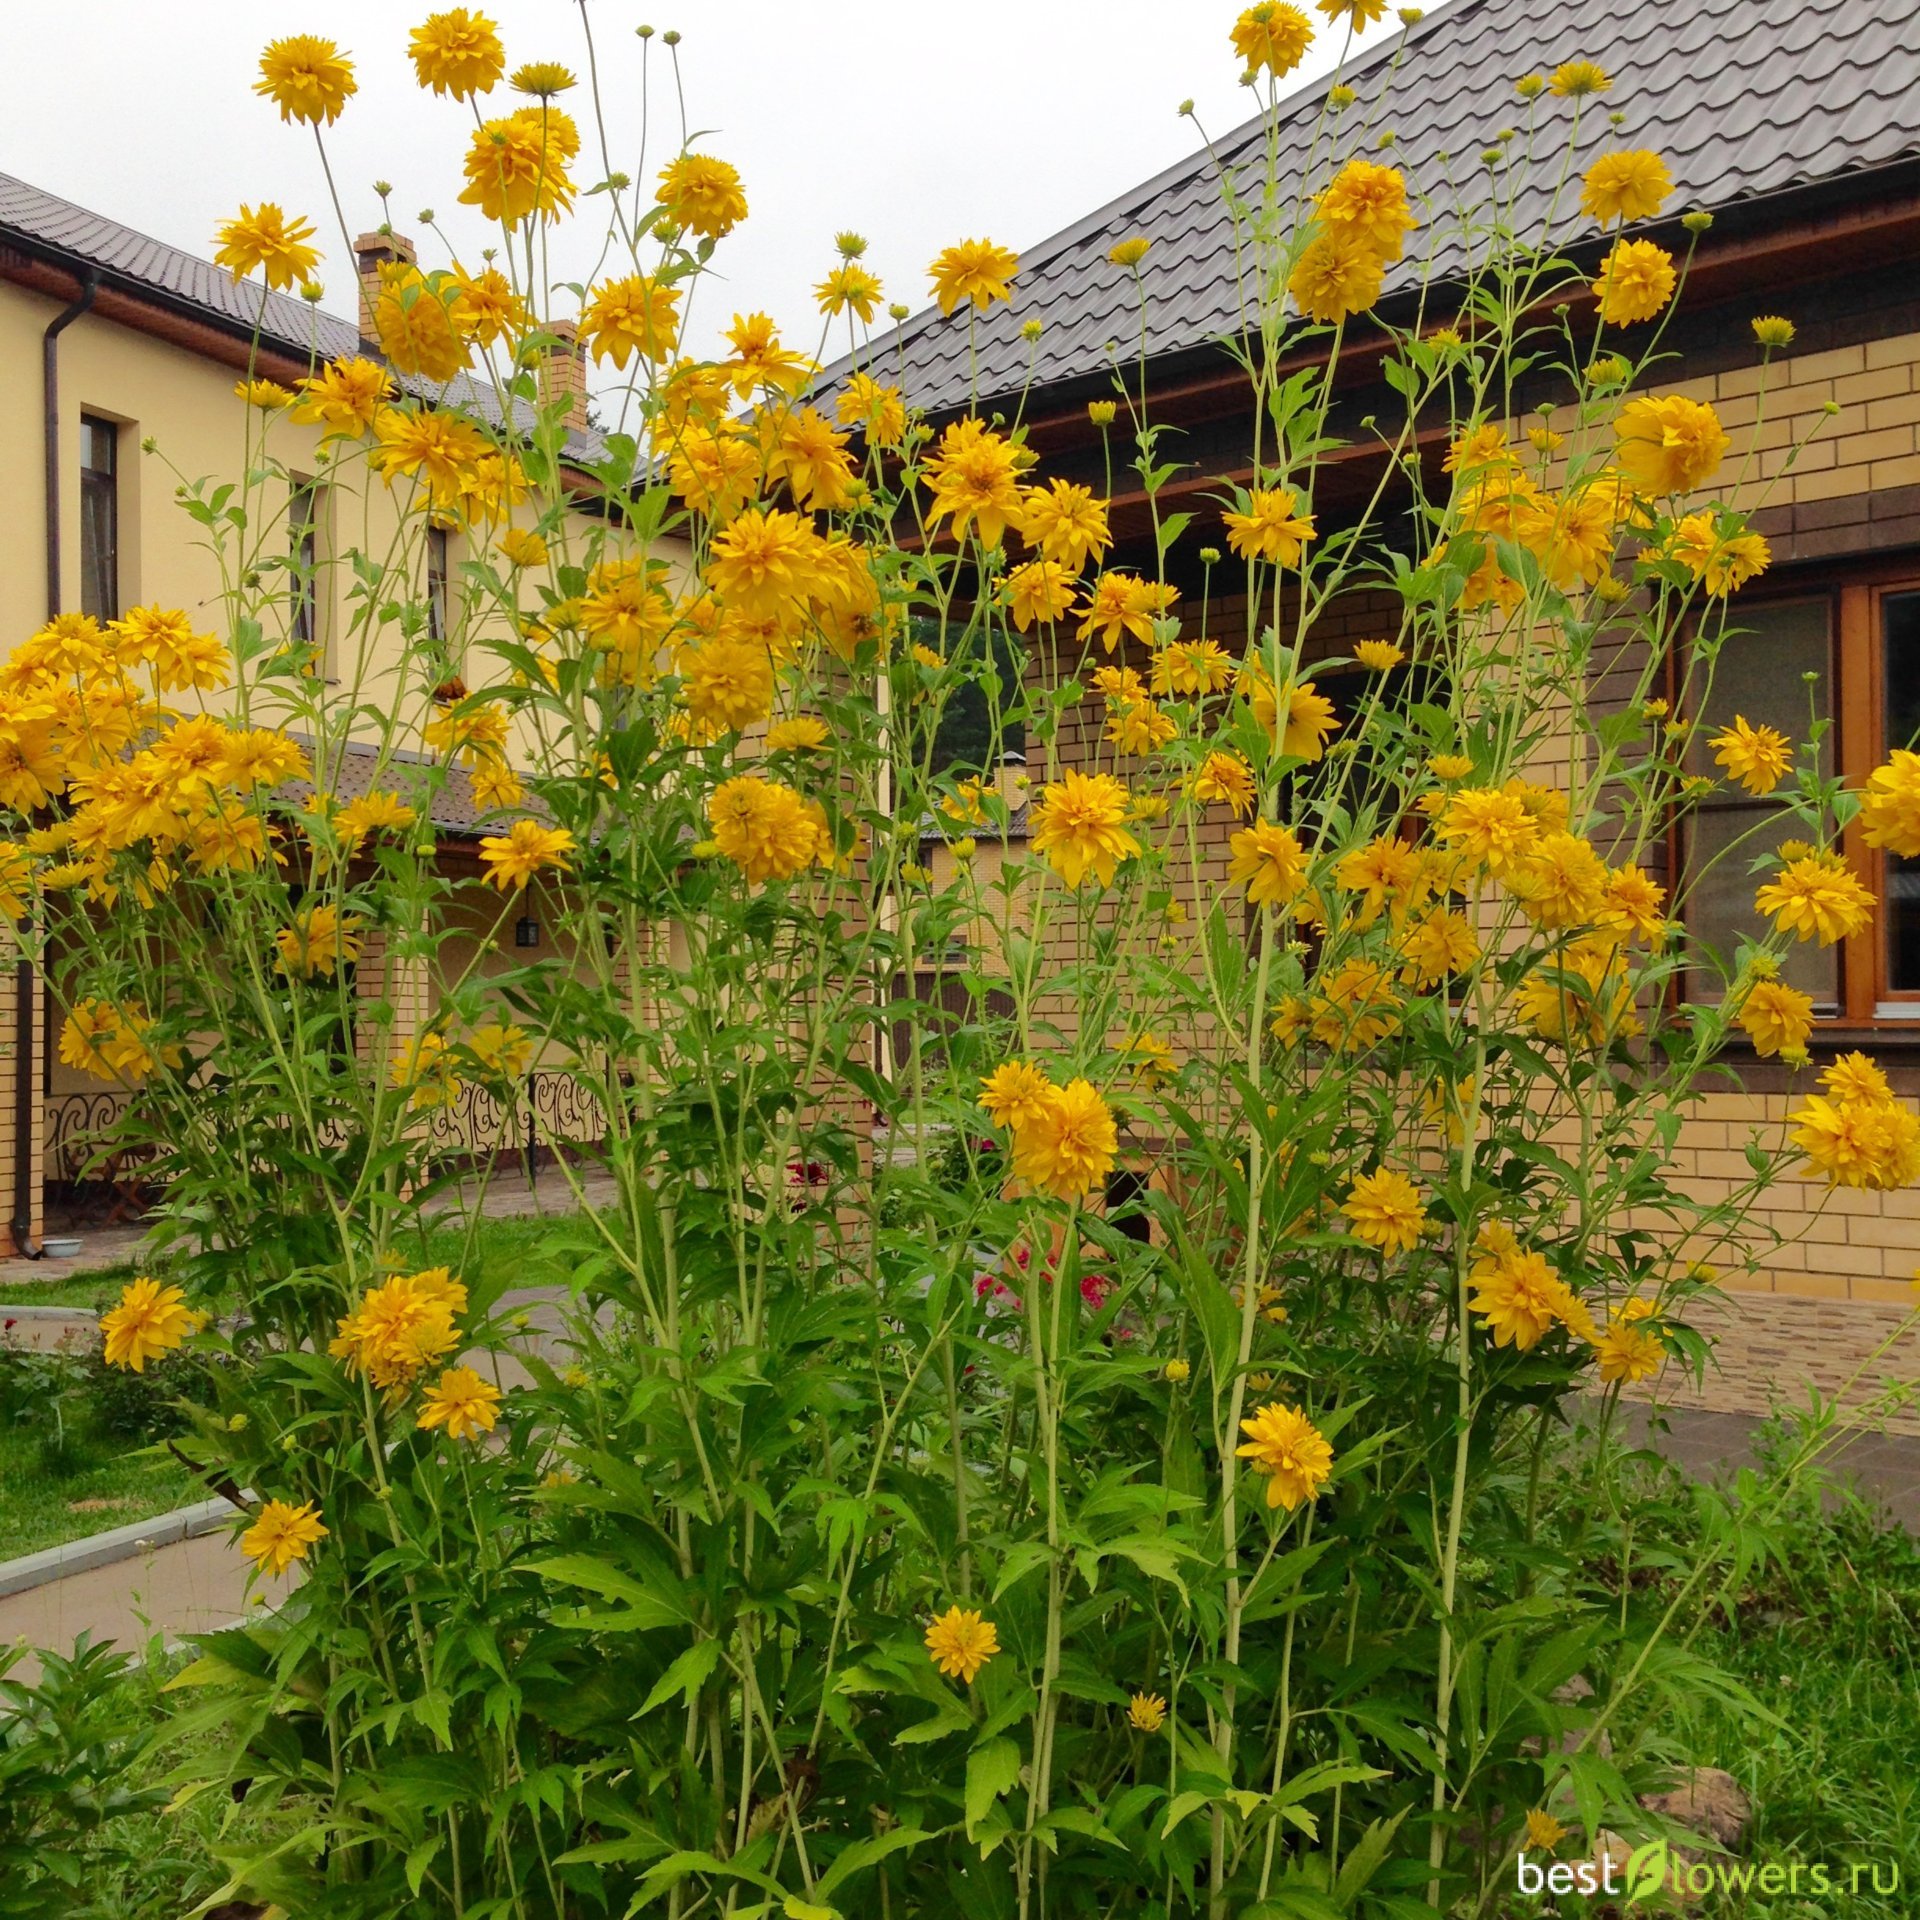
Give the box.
[352,230,417,344]
[537,318,591,436]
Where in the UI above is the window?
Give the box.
[1682,572,1920,1027]
[290,477,326,668]
[426,524,451,646]
[79,415,119,620]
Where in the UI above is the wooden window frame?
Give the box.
[1676,557,1920,1036]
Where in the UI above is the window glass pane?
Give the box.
[78,418,119,622]
[1688,597,1830,775]
[1685,805,1839,1010]
[1886,591,1920,994]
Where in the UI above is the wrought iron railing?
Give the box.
[44,1071,610,1189]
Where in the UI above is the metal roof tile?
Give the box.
[820,0,1920,418]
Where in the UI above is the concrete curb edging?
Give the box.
[0,1498,236,1599]
[0,1304,101,1321]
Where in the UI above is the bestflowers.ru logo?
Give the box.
[1517,1837,1902,1904]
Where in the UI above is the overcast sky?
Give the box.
[7,1,1403,366]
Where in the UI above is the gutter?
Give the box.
[12,269,98,1259]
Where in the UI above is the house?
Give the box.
[0,175,613,1255]
[825,0,1920,1305]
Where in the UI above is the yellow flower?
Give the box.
[722,311,814,397]
[1592,239,1675,325]
[1613,394,1729,496]
[1427,753,1474,783]
[1525,1809,1568,1851]
[1231,2,1314,74]
[1549,60,1611,97]
[815,263,884,323]
[1437,786,1538,878]
[239,1499,328,1576]
[1709,715,1791,795]
[1343,1167,1427,1256]
[1319,158,1416,263]
[372,404,488,504]
[580,274,681,368]
[1789,1092,1920,1191]
[1115,1031,1177,1080]
[1288,231,1385,324]
[835,372,907,448]
[1399,908,1479,986]
[1594,1314,1666,1385]
[1512,831,1610,931]
[1236,1402,1334,1512]
[1517,939,1641,1048]
[1227,819,1308,909]
[679,635,773,741]
[336,789,418,846]
[509,61,576,99]
[330,1269,465,1387]
[1224,488,1317,565]
[213,204,321,292]
[979,1060,1055,1131]
[497,527,549,570]
[1859,750,1920,858]
[1031,769,1143,888]
[1317,0,1388,22]
[1127,1691,1168,1732]
[417,1366,504,1440]
[236,378,293,409]
[1151,639,1234,696]
[928,238,1020,314]
[707,774,821,884]
[1468,1227,1587,1349]
[468,1020,533,1079]
[255,34,357,125]
[1743,983,1812,1059]
[292,357,393,436]
[1102,234,1151,271]
[1087,400,1118,427]
[1672,514,1771,595]
[1003,559,1079,633]
[274,904,363,980]
[1579,150,1671,224]
[1751,314,1796,349]
[1754,852,1874,946]
[923,417,1028,550]
[459,107,579,226]
[1188,750,1257,818]
[1164,1358,1191,1383]
[1010,1079,1119,1201]
[58,999,172,1082]
[656,153,749,239]
[479,818,575,890]
[925,1606,1000,1684]
[1353,639,1404,671]
[100,1277,199,1373]
[1106,696,1177,755]
[409,9,505,99]
[765,715,830,755]
[1022,479,1112,572]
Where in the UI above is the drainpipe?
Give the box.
[12,271,98,1257]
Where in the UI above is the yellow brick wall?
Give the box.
[1026,323,1920,1305]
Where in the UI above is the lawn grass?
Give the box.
[1665,1481,1920,1917]
[0,1266,134,1311]
[0,1422,201,1561]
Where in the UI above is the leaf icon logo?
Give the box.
[1625,1837,1670,1904]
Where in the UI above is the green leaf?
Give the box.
[964,1737,1023,1838]
[523,1554,689,1628]
[638,1638,721,1717]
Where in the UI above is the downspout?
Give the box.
[12,270,98,1257]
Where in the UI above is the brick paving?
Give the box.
[1623,1288,1920,1436]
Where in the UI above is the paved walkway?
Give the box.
[1622,1289,1920,1435]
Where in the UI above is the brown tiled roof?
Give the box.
[821,0,1920,417]
[284,738,528,841]
[0,170,604,459]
